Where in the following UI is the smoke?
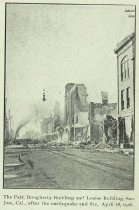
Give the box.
[14,100,53,139]
[15,120,29,138]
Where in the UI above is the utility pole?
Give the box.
[9,109,12,132]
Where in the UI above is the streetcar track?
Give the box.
[47,149,133,181]
[60,150,132,173]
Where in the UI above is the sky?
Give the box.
[6,4,135,132]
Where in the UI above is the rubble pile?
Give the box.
[26,138,133,156]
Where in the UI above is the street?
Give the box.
[4,3,135,193]
[4,148,133,189]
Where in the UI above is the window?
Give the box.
[127,61,130,77]
[121,64,124,81]
[126,87,130,108]
[121,56,129,81]
[121,90,124,110]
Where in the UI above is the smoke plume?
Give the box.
[15,120,29,138]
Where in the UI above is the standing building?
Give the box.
[64,83,88,141]
[115,33,135,148]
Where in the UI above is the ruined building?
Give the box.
[88,92,117,144]
[53,101,61,130]
[40,116,54,135]
[64,83,88,141]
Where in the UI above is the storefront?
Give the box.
[118,115,134,148]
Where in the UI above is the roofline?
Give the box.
[114,33,135,54]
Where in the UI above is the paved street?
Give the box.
[4,148,133,189]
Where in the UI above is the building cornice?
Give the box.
[114,33,135,54]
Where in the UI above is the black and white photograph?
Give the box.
[4,2,135,190]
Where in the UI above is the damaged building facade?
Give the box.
[88,92,117,145]
[64,83,88,141]
[40,116,59,141]
[115,33,135,148]
[41,116,54,135]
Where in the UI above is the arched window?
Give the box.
[121,56,129,81]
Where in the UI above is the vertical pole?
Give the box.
[9,110,11,132]
[74,126,75,141]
